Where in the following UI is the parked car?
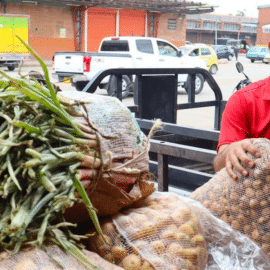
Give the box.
[211,45,234,61]
[246,46,269,63]
[178,43,218,74]
[263,52,270,64]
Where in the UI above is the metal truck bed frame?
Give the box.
[80,68,227,192]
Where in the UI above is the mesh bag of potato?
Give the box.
[57,91,155,219]
[87,192,208,270]
[190,138,270,258]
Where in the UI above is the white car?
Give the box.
[263,53,270,64]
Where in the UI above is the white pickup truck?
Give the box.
[52,36,208,98]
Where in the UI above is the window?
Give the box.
[203,22,217,30]
[201,48,211,56]
[224,24,239,31]
[186,21,199,29]
[100,40,129,52]
[168,19,177,30]
[157,41,177,57]
[136,40,154,54]
[189,49,199,57]
[243,25,257,33]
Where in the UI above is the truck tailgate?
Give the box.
[54,53,84,73]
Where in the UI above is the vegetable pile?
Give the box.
[0,37,103,269]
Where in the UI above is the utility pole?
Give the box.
[215,22,218,45]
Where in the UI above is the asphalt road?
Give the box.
[2,54,270,130]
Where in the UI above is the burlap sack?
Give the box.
[58,92,155,219]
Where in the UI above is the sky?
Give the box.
[205,0,270,18]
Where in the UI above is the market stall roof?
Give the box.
[2,0,217,14]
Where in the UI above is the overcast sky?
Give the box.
[205,0,270,18]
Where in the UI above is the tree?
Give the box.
[236,10,245,16]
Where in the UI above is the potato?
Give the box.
[178,224,195,238]
[141,260,154,270]
[260,200,268,208]
[111,245,128,260]
[102,220,116,235]
[150,240,165,254]
[229,191,239,203]
[160,229,175,240]
[122,254,141,270]
[166,243,183,256]
[245,187,255,198]
[249,198,259,209]
[95,234,113,247]
[104,252,115,263]
[252,229,260,242]
[14,259,36,270]
[191,234,206,247]
[132,214,148,224]
[174,232,190,244]
[136,221,158,239]
[243,179,252,188]
[266,175,270,184]
[98,244,112,257]
[231,220,241,230]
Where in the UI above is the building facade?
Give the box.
[0,1,261,60]
[185,14,258,46]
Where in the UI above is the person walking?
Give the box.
[232,44,240,61]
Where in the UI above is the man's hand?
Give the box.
[213,139,261,180]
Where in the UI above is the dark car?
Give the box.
[211,45,234,61]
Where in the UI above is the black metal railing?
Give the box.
[80,68,225,191]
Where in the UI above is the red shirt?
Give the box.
[217,76,270,151]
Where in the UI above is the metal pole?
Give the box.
[215,22,217,45]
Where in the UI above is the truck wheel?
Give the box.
[107,75,131,99]
[184,74,204,95]
[74,81,96,93]
[251,59,255,63]
[227,54,233,61]
[7,65,16,71]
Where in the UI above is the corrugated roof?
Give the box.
[187,13,258,24]
[3,0,217,14]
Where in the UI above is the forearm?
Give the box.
[213,147,229,172]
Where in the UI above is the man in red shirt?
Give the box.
[213,77,270,180]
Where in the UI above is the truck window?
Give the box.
[157,41,177,57]
[100,40,129,52]
[135,40,154,54]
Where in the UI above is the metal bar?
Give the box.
[188,74,195,103]
[136,119,220,141]
[149,161,213,191]
[115,74,122,100]
[150,139,217,164]
[157,153,169,191]
[177,100,219,110]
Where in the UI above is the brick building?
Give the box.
[1,0,259,60]
[257,5,270,46]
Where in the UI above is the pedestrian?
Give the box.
[232,44,240,61]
